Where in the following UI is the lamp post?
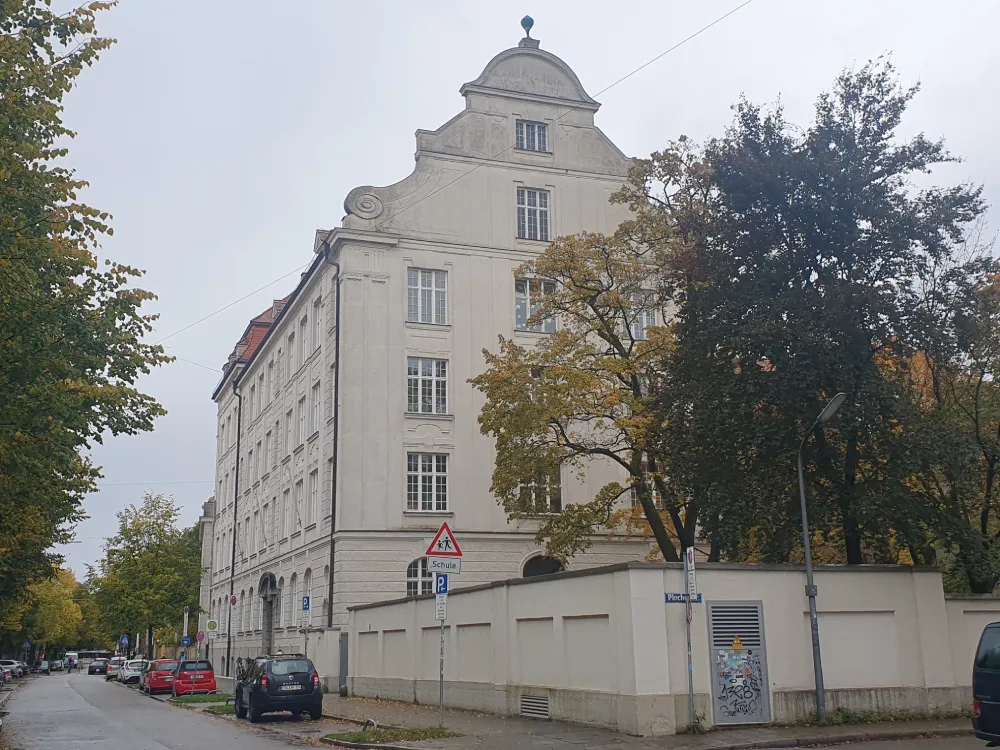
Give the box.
[797,391,847,722]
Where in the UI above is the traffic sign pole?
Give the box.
[684,547,696,733]
[425,523,462,729]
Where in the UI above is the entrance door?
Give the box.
[339,631,348,696]
[707,601,771,724]
[261,597,274,656]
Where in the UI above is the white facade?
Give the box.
[198,27,653,679]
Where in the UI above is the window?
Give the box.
[326,458,334,518]
[281,488,290,538]
[287,334,295,378]
[248,384,256,421]
[263,432,271,472]
[406,453,448,512]
[236,520,243,557]
[406,358,447,414]
[519,470,562,514]
[629,294,656,341]
[516,187,550,241]
[516,120,548,152]
[261,503,269,547]
[407,269,447,324]
[313,299,322,351]
[273,421,280,466]
[244,515,250,556]
[406,558,434,597]
[257,373,264,413]
[275,578,283,626]
[310,382,320,436]
[254,441,261,482]
[307,470,318,526]
[294,479,303,530]
[284,410,293,455]
[298,317,308,365]
[303,569,312,626]
[630,460,665,510]
[266,360,273,404]
[290,573,299,628]
[252,510,259,554]
[515,278,556,333]
[297,396,306,445]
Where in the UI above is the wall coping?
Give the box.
[945,594,1000,601]
[348,560,940,612]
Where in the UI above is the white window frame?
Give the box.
[298,317,308,366]
[294,479,304,529]
[407,268,448,325]
[287,333,295,378]
[515,278,556,333]
[281,488,291,539]
[261,502,269,547]
[310,382,320,436]
[312,299,322,352]
[263,431,271,472]
[519,469,562,514]
[629,293,656,341]
[252,510,259,553]
[248,384,256,421]
[515,119,548,152]
[297,396,306,446]
[406,357,448,414]
[406,453,448,512]
[266,360,273,404]
[516,187,550,241]
[631,460,666,511]
[406,558,434,597]
[308,469,319,526]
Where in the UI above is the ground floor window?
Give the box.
[406,558,434,597]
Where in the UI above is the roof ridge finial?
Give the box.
[518,15,539,48]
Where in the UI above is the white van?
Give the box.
[64,651,79,671]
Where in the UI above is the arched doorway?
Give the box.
[522,556,565,578]
[258,572,277,655]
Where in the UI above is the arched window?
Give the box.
[406,558,434,597]
[522,556,565,578]
[249,587,255,631]
[290,573,299,628]
[237,590,245,632]
[275,577,284,627]
[303,569,312,626]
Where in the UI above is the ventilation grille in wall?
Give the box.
[707,602,763,649]
[519,694,550,720]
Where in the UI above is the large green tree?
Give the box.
[89,494,202,647]
[0,0,169,608]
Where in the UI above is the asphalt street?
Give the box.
[2,672,307,749]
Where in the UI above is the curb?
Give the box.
[321,713,408,733]
[320,737,421,750]
[704,725,970,749]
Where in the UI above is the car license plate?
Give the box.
[164,677,173,681]
[192,675,201,680]
[280,684,301,691]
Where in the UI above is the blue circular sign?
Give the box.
[181,636,192,647]
[120,634,130,645]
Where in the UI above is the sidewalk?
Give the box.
[321,695,971,749]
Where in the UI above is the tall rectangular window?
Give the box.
[516,187,550,241]
[308,469,318,525]
[519,470,562,514]
[326,458,334,518]
[248,384,256,421]
[281,488,290,538]
[248,449,255,483]
[310,382,320,435]
[406,358,447,414]
[515,278,556,333]
[266,360,273,404]
[263,432,271,472]
[287,334,295,378]
[297,396,306,445]
[406,453,448,511]
[261,503,269,547]
[313,299,322,351]
[298,317,308,365]
[254,441,262,482]
[252,510,259,553]
[629,293,656,341]
[294,479,304,530]
[284,410,293,455]
[407,269,447,324]
[257,373,264,413]
[515,120,548,152]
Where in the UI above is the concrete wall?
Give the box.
[347,562,1000,736]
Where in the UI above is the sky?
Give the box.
[55,0,1000,574]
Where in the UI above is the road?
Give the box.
[2,672,308,749]
[0,672,987,749]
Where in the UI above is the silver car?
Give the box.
[119,659,147,684]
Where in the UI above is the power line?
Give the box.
[152,263,308,346]
[378,0,756,228]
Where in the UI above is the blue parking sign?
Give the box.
[302,595,310,612]
[434,573,449,595]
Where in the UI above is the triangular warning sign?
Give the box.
[426,522,463,557]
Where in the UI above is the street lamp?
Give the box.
[797,391,847,722]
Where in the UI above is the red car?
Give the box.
[141,660,179,695]
[171,659,216,696]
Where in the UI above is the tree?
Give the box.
[20,568,83,652]
[0,1,170,611]
[89,495,202,648]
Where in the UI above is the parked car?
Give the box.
[141,660,179,694]
[234,654,322,723]
[88,658,109,675]
[974,621,1000,743]
[171,659,216,697]
[119,659,147,684]
[38,660,50,675]
[105,656,127,681]
[15,661,29,677]
[0,660,25,677]
[51,659,64,671]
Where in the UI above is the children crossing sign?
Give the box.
[425,522,463,574]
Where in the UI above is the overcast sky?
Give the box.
[55,0,1000,575]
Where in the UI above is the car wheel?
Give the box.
[309,707,322,721]
[248,695,261,724]
[235,691,247,719]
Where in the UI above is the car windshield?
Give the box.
[154,662,179,672]
[269,659,312,675]
[978,626,1000,670]
[179,661,212,672]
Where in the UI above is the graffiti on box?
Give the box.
[714,636,766,721]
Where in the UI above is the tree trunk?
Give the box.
[637,489,679,562]
[841,503,864,564]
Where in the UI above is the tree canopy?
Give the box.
[0,0,169,610]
